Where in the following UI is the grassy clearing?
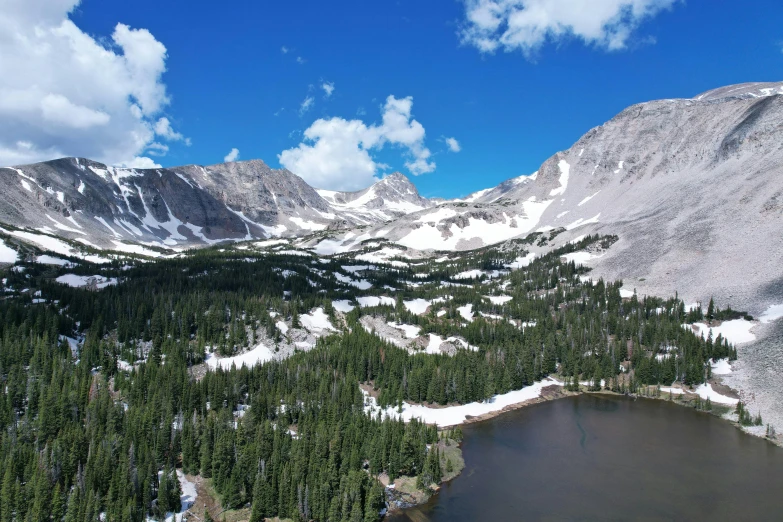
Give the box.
[392,475,431,505]
[437,438,465,482]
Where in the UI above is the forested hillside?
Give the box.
[0,232,738,521]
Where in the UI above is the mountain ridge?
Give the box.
[2,80,783,316]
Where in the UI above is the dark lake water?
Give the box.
[390,394,783,522]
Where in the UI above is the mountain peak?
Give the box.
[693,81,783,102]
[373,172,421,200]
[381,172,411,183]
[208,158,271,170]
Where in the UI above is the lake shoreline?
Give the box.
[388,393,783,522]
[386,375,781,515]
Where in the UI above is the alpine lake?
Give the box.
[389,394,783,522]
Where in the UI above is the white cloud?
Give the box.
[40,94,111,129]
[278,95,436,191]
[118,157,162,169]
[0,0,182,167]
[444,137,462,152]
[296,56,306,64]
[299,95,314,116]
[224,148,240,162]
[281,46,289,54]
[460,0,677,56]
[146,142,169,156]
[322,81,335,98]
[154,117,187,142]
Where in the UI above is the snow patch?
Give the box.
[0,240,17,264]
[332,300,356,313]
[505,252,536,269]
[710,358,732,375]
[485,295,513,305]
[565,213,601,231]
[562,251,604,266]
[688,320,756,345]
[206,342,274,370]
[56,274,117,289]
[457,304,474,322]
[361,378,563,427]
[759,304,783,324]
[357,296,396,308]
[578,191,600,206]
[35,255,72,266]
[549,160,570,197]
[694,383,738,406]
[388,322,421,339]
[397,200,553,251]
[404,298,431,315]
[299,307,336,334]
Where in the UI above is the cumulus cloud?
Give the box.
[0,0,182,167]
[444,137,462,152]
[460,0,677,56]
[119,157,162,169]
[154,117,188,143]
[278,95,436,191]
[224,148,240,162]
[322,81,335,98]
[299,95,315,116]
[146,142,169,156]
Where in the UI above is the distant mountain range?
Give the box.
[2,80,782,312]
[0,157,433,250]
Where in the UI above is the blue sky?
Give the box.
[4,1,783,198]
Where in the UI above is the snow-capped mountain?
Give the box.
[0,157,433,254]
[317,173,434,224]
[1,80,782,314]
[309,80,783,314]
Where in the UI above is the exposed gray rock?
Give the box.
[315,81,783,318]
[2,80,782,319]
[0,158,430,250]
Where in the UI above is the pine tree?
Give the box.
[51,483,66,522]
[64,487,81,522]
[0,463,14,522]
[363,481,384,522]
[250,473,266,522]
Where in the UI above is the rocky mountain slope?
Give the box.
[313,81,783,315]
[1,80,782,314]
[0,158,431,254]
[316,173,434,224]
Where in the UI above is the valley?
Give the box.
[0,81,782,521]
[0,222,777,520]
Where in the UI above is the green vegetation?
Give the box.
[0,233,742,520]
